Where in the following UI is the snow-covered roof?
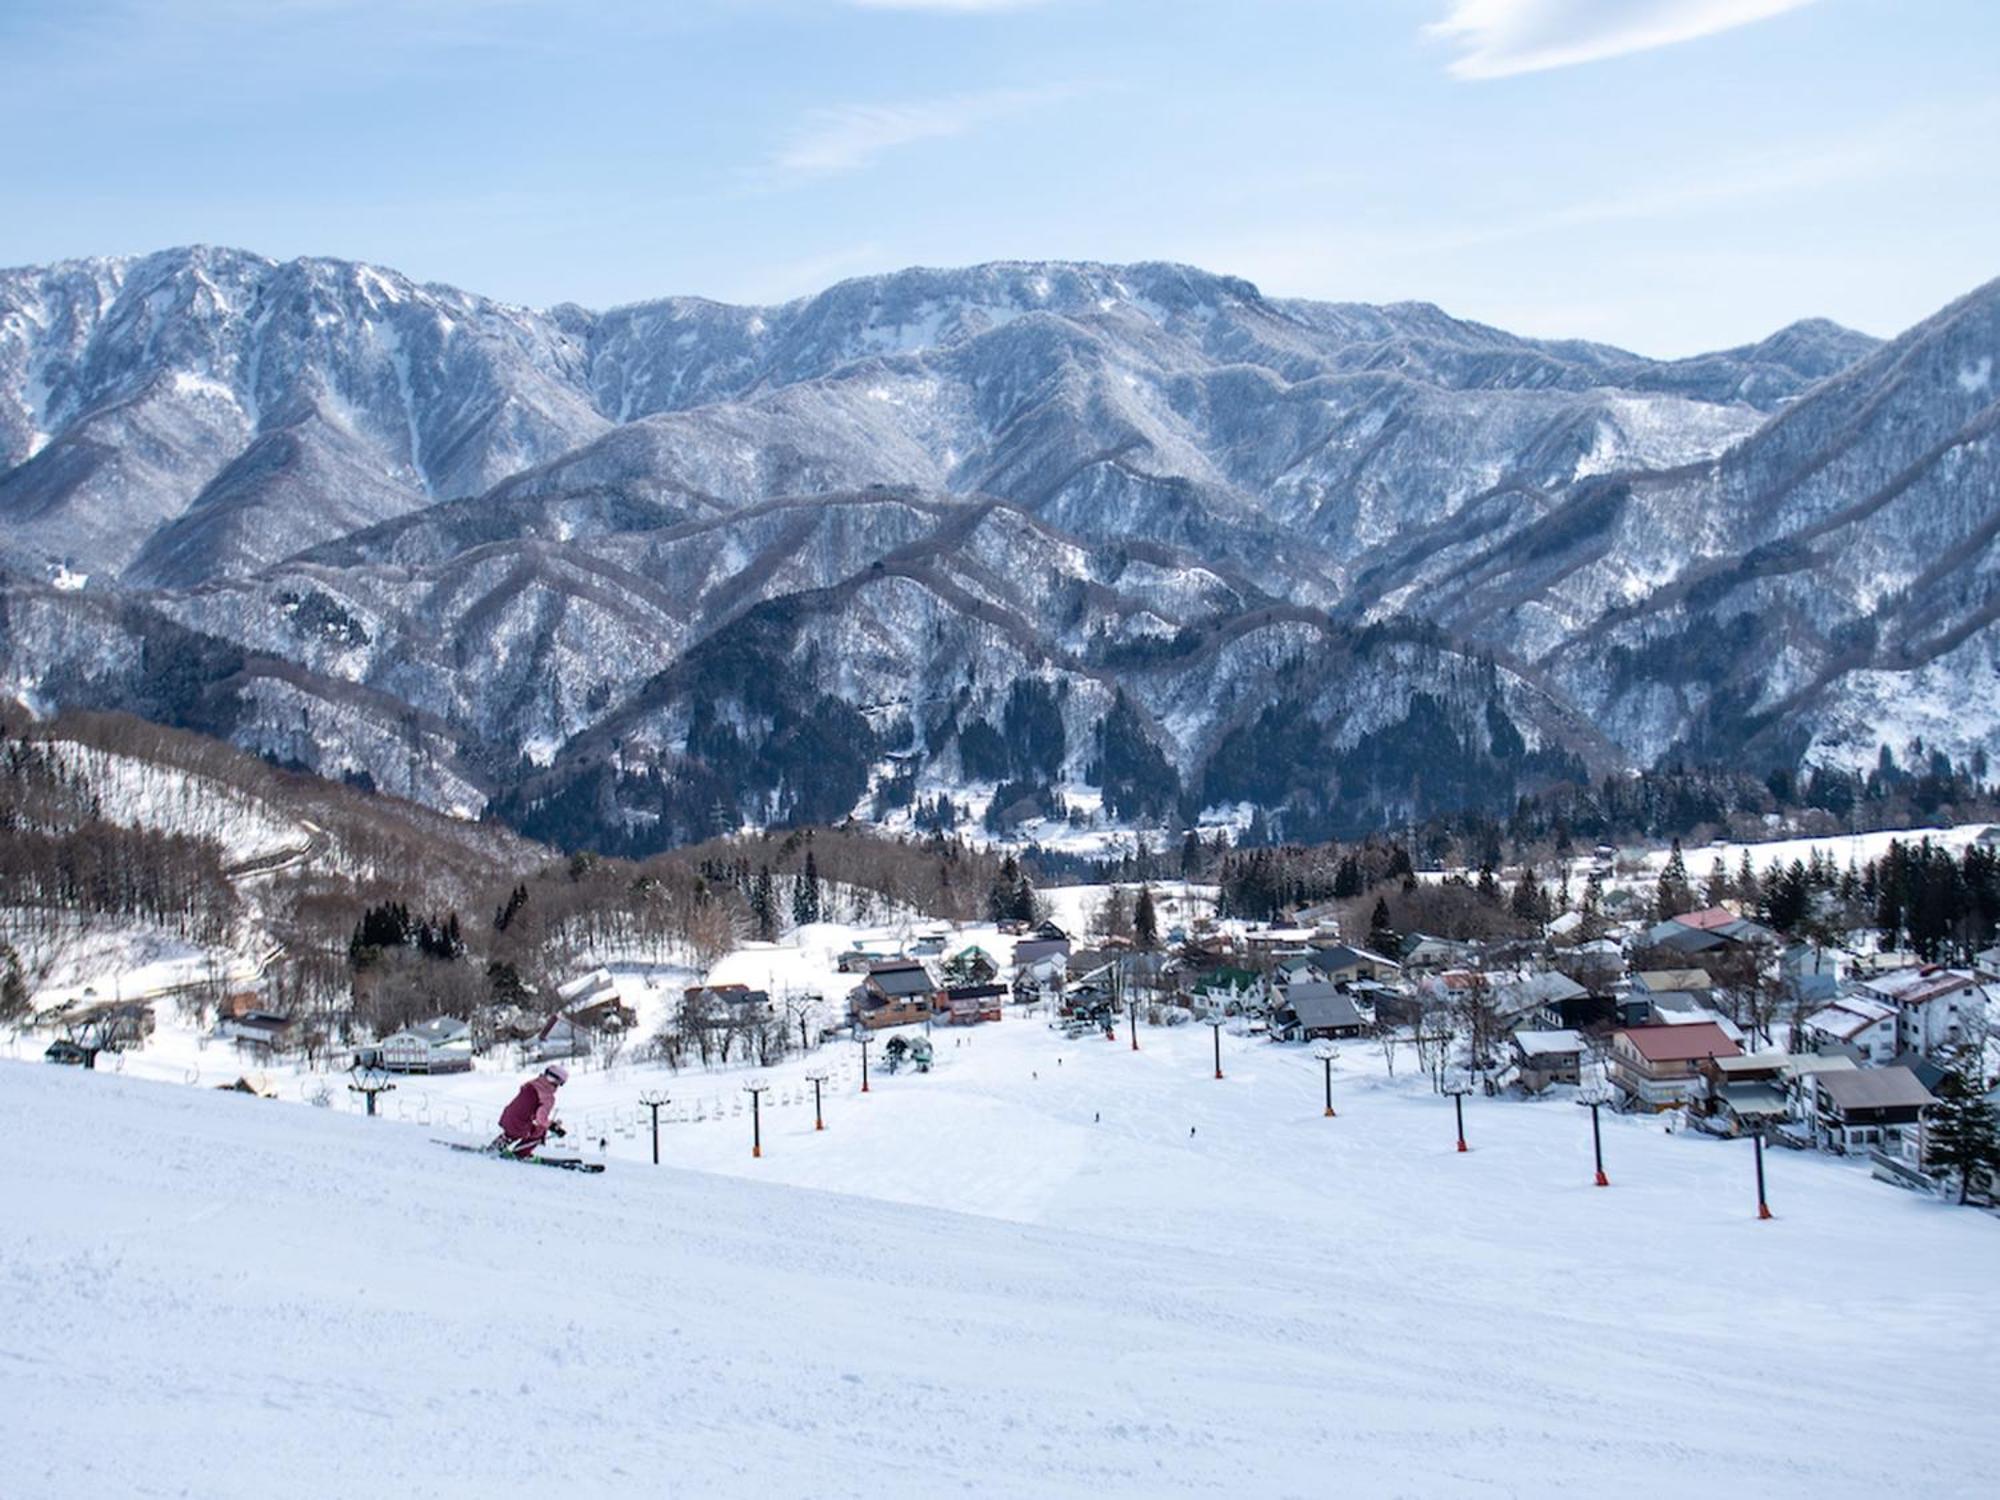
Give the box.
[1709,1052,1792,1076]
[1719,1083,1789,1118]
[1860,967,1981,1007]
[557,968,617,1004]
[1513,1029,1584,1057]
[1501,971,1586,1006]
[1805,997,1895,1040]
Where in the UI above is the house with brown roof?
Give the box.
[1695,1052,1797,1134]
[1607,1021,1741,1109]
[942,983,1006,1025]
[850,959,938,1030]
[1808,1065,1936,1156]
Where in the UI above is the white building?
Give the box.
[1801,996,1897,1063]
[379,1016,474,1074]
[1857,968,1992,1057]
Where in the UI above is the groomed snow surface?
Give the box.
[7,1016,1998,1499]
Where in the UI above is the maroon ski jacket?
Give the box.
[499,1075,557,1143]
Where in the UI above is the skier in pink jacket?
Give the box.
[497,1064,569,1156]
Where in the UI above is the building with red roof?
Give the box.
[1608,1021,1741,1109]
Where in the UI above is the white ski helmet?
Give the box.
[542,1064,570,1086]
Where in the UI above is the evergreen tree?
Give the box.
[1134,885,1159,950]
[1332,854,1363,899]
[1094,886,1133,941]
[1010,864,1038,924]
[1762,859,1812,934]
[1367,896,1398,957]
[1510,868,1547,925]
[1656,839,1693,920]
[1927,1047,2000,1205]
[493,882,529,933]
[1581,867,1604,918]
[751,864,777,942]
[1179,830,1205,880]
[791,850,823,928]
[1475,864,1501,904]
[486,960,529,1009]
[1705,856,1730,907]
[988,854,1022,923]
[1875,842,1905,949]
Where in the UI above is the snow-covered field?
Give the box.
[7,1007,1997,1497]
[1,888,1215,1134]
[1589,820,1993,882]
[4,916,261,1019]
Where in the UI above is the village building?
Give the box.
[1400,933,1478,971]
[218,1010,297,1053]
[1010,952,1066,1007]
[555,967,619,1011]
[1492,970,1588,1031]
[1855,967,1993,1058]
[1645,991,1747,1045]
[942,945,1000,985]
[1801,995,1899,1064]
[1807,1066,1936,1157]
[1643,906,1778,957]
[1696,1052,1796,1135]
[1511,1029,1585,1092]
[1606,1021,1741,1109]
[1011,935,1071,971]
[1311,944,1402,986]
[376,1016,473,1073]
[850,959,937,1030]
[1269,981,1368,1042]
[1190,966,1266,1015]
[1630,968,1714,998]
[941,983,1007,1025]
[528,988,640,1062]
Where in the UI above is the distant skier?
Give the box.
[497,1064,569,1157]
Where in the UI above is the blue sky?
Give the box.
[3,0,1995,354]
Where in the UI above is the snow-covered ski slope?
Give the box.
[6,1026,1998,1499]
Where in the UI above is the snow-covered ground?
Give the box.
[868,776,1251,860]
[37,741,310,868]
[4,915,261,1019]
[7,1008,1998,1497]
[2,888,1216,1134]
[1595,820,1994,882]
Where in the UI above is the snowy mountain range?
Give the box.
[1,246,1993,848]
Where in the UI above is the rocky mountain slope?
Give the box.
[2,246,1992,849]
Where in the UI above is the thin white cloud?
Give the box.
[1429,0,1825,80]
[771,85,1071,177]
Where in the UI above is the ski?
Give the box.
[434,1140,606,1173]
